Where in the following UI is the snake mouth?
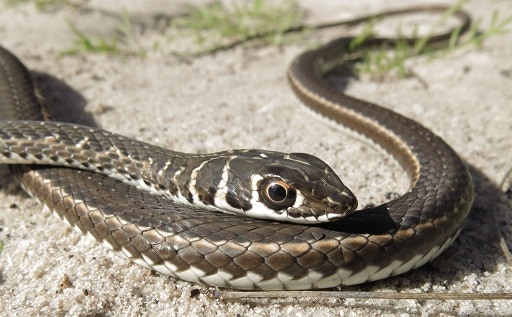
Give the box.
[285,188,358,223]
[325,189,359,217]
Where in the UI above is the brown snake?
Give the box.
[0,6,474,290]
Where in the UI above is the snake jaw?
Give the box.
[284,175,359,223]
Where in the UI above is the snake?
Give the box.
[0,6,474,290]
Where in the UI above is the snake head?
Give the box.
[209,150,358,224]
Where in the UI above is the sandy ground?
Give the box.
[0,0,511,316]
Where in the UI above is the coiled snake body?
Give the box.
[0,7,474,290]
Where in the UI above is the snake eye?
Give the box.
[260,178,296,210]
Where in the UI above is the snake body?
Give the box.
[0,6,474,290]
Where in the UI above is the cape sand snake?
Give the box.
[0,6,474,290]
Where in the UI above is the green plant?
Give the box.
[463,9,512,48]
[61,11,144,56]
[350,0,512,78]
[169,0,304,56]
[4,0,85,11]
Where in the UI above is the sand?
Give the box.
[0,0,511,316]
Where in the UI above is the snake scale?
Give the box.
[0,6,474,290]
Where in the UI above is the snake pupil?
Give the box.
[260,178,297,210]
[268,184,287,202]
